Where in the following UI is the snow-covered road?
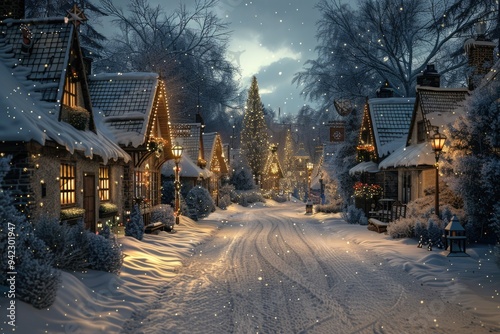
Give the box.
[122,203,493,334]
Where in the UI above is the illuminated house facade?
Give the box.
[89,73,174,223]
[0,5,130,231]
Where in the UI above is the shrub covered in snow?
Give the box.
[87,233,123,273]
[126,203,144,240]
[184,186,215,219]
[0,156,60,309]
[342,204,367,225]
[16,256,60,309]
[216,184,235,210]
[34,217,89,271]
[150,204,175,230]
[231,190,265,207]
[230,164,255,190]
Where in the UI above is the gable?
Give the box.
[369,97,415,159]
[408,87,468,145]
[89,73,160,148]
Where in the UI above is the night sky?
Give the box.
[108,0,322,116]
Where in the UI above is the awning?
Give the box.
[379,142,435,169]
[349,161,380,175]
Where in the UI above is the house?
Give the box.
[0,4,130,231]
[88,72,174,224]
[379,83,468,203]
[378,23,495,204]
[203,132,229,199]
[261,144,284,192]
[167,122,212,190]
[350,82,415,209]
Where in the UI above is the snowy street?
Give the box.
[121,202,494,334]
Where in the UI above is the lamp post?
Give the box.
[430,129,446,217]
[306,161,314,200]
[172,143,183,225]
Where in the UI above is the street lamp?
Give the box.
[430,128,446,217]
[306,161,314,199]
[172,143,183,225]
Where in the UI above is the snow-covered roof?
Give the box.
[379,142,435,169]
[0,18,72,107]
[0,18,130,164]
[417,87,468,129]
[161,155,212,179]
[368,97,415,158]
[170,123,202,162]
[88,72,159,148]
[349,161,380,175]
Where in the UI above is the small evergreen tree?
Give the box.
[240,76,269,184]
[125,204,144,240]
[184,186,215,220]
[87,233,123,273]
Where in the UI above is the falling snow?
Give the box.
[4,200,498,333]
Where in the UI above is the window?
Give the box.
[63,76,77,107]
[99,166,110,201]
[60,163,76,205]
[417,121,426,143]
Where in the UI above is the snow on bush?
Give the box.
[87,233,123,274]
[150,204,175,230]
[342,204,367,225]
[16,256,60,309]
[217,184,234,210]
[231,190,265,207]
[184,186,215,219]
[0,156,60,309]
[34,217,89,271]
[125,203,144,240]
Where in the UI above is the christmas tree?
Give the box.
[240,76,269,184]
[125,203,144,240]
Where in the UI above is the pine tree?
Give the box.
[443,73,500,242]
[241,76,269,184]
[125,204,144,240]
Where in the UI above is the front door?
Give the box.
[83,174,96,232]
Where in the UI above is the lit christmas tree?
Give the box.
[241,76,269,185]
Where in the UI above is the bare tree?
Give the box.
[96,0,239,123]
[293,0,497,114]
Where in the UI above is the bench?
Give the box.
[367,200,407,233]
[368,218,390,233]
[144,222,171,234]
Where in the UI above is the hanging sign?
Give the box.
[329,121,345,142]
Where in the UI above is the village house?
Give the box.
[0,3,130,231]
[88,72,175,225]
[350,81,415,214]
[378,24,494,206]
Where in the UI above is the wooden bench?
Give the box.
[367,200,407,233]
[144,222,170,234]
[368,218,390,233]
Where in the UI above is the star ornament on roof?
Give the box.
[65,4,87,27]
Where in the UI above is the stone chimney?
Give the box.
[417,64,440,87]
[0,0,25,20]
[464,21,496,90]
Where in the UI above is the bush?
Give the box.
[315,202,342,213]
[126,204,144,240]
[87,233,123,274]
[184,186,215,219]
[34,217,89,271]
[16,257,60,309]
[150,204,175,230]
[233,190,265,207]
[342,204,367,225]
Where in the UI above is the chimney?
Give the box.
[0,0,25,20]
[376,79,394,98]
[417,64,441,87]
[464,21,496,90]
